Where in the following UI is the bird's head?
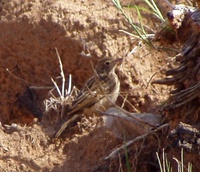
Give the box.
[95,58,123,78]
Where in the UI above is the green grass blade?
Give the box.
[124,135,131,172]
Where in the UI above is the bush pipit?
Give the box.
[54,57,122,138]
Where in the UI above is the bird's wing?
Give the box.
[68,77,103,115]
[54,77,101,139]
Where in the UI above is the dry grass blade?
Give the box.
[44,48,73,119]
[55,47,66,99]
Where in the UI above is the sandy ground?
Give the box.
[0,0,196,171]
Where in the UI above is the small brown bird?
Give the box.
[54,57,122,138]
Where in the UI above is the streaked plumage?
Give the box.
[54,57,122,138]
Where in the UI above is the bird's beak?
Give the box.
[113,58,123,66]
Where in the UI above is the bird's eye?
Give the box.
[105,61,110,66]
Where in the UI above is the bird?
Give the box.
[54,57,122,138]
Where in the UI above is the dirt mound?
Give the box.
[1,0,197,171]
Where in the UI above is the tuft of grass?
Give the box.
[156,148,193,172]
[44,48,77,119]
[144,0,165,22]
[112,0,165,47]
[156,149,172,172]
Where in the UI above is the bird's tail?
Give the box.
[53,114,80,138]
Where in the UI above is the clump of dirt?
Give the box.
[0,0,196,171]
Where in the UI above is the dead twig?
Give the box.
[147,55,177,88]
[104,123,169,160]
